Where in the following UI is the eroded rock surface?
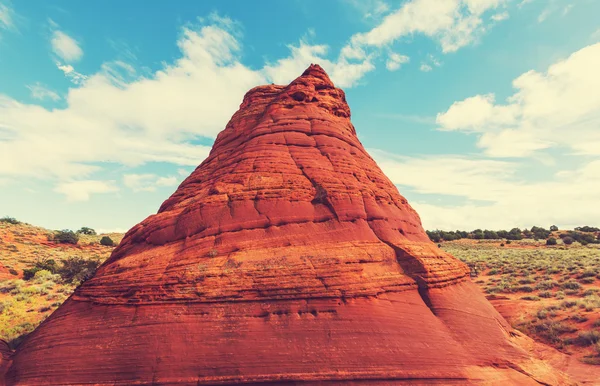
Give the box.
[4,65,572,385]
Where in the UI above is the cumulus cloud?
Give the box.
[26,83,61,101]
[343,0,509,57]
[372,151,600,230]
[262,38,375,88]
[436,43,600,157]
[54,180,118,201]
[51,30,83,62]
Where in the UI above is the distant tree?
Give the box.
[53,230,79,245]
[77,227,97,235]
[471,229,484,240]
[483,230,499,239]
[497,230,509,239]
[0,216,20,225]
[100,236,114,246]
[575,226,600,232]
[531,226,551,240]
[550,225,559,232]
[562,236,574,245]
[58,256,101,284]
[506,228,523,240]
[546,237,557,246]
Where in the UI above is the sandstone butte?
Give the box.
[1,65,575,385]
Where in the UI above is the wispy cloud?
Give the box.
[50,29,83,62]
[26,83,61,101]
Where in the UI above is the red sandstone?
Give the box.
[2,65,573,385]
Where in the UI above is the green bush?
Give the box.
[546,237,557,246]
[100,236,114,246]
[0,216,20,224]
[58,256,100,284]
[77,227,97,235]
[550,225,558,231]
[53,230,79,244]
[22,267,41,281]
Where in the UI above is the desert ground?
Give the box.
[1,219,599,369]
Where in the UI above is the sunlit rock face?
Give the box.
[4,65,570,385]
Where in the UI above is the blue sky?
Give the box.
[0,0,599,232]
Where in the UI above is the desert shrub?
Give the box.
[536,280,557,290]
[561,281,581,290]
[550,225,559,231]
[579,269,598,278]
[580,277,596,284]
[0,280,22,294]
[519,285,534,293]
[538,291,553,298]
[0,216,20,224]
[22,267,41,281]
[8,268,18,276]
[562,236,574,245]
[531,226,551,240]
[207,249,218,258]
[521,295,540,301]
[58,256,100,284]
[565,289,580,296]
[426,230,441,242]
[572,331,600,346]
[555,291,566,299]
[100,236,114,246]
[575,226,600,232]
[561,300,578,309]
[506,240,512,244]
[593,320,600,328]
[53,230,79,245]
[35,258,58,273]
[571,315,588,323]
[546,237,557,246]
[518,277,535,284]
[488,268,499,275]
[76,227,96,235]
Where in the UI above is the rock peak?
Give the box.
[3,65,572,385]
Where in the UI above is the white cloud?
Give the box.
[51,30,83,62]
[262,38,375,88]
[344,0,508,56]
[538,8,552,22]
[491,11,509,21]
[562,4,573,15]
[0,3,14,30]
[373,151,600,230]
[385,52,409,71]
[55,62,87,84]
[54,180,118,202]
[124,173,178,192]
[345,0,390,20]
[419,54,442,72]
[436,43,600,157]
[26,83,61,101]
[593,28,600,42]
[0,18,264,181]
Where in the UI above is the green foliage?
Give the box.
[550,225,559,232]
[530,226,551,240]
[22,267,41,281]
[0,216,20,224]
[562,236,574,245]
[76,227,96,235]
[546,237,557,246]
[100,236,114,246]
[575,226,600,232]
[57,256,100,284]
[53,230,79,245]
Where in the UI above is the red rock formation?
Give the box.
[4,65,571,385]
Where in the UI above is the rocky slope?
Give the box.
[2,65,573,385]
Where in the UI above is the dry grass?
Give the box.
[444,239,600,365]
[0,222,122,348]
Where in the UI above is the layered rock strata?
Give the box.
[3,65,571,385]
